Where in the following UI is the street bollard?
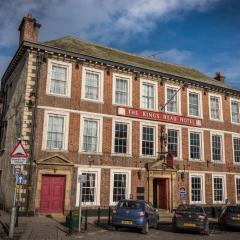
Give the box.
[68,210,73,234]
[84,209,88,231]
[97,207,100,225]
[108,206,111,225]
[15,205,19,227]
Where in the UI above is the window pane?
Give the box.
[190,132,201,160]
[81,172,96,203]
[168,129,178,157]
[142,83,155,109]
[114,123,128,154]
[113,173,127,202]
[142,126,154,156]
[115,78,128,105]
[47,116,64,149]
[231,101,240,123]
[189,92,199,116]
[212,135,222,161]
[236,178,240,202]
[191,176,202,202]
[50,65,67,95]
[85,71,100,100]
[234,138,240,163]
[210,96,220,119]
[82,119,98,152]
[167,88,177,113]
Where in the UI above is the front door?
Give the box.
[39,175,66,213]
[153,178,169,209]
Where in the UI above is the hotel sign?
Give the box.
[117,107,202,127]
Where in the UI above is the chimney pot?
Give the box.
[18,12,41,45]
[214,72,225,82]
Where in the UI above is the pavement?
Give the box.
[0,210,230,240]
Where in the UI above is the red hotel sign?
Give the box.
[117,107,202,127]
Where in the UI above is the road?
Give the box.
[69,223,240,240]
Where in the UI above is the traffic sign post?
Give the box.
[9,140,28,238]
[78,174,87,233]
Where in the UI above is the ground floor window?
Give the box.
[110,170,131,205]
[190,174,204,203]
[76,168,101,206]
[236,176,240,202]
[213,176,225,203]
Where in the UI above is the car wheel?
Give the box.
[141,221,149,234]
[154,217,159,229]
[220,222,226,231]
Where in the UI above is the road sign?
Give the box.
[10,142,28,165]
[78,174,87,183]
[16,174,25,185]
[179,187,186,199]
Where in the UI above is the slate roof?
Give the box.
[43,36,233,90]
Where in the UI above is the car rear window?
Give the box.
[227,206,240,214]
[117,201,144,210]
[177,205,204,213]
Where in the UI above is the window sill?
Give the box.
[139,106,158,112]
[113,103,132,108]
[111,153,132,157]
[165,110,182,116]
[46,93,71,98]
[43,148,68,153]
[189,159,205,162]
[187,114,203,120]
[81,98,104,104]
[139,155,158,160]
[209,118,224,123]
[231,122,240,126]
[211,161,225,164]
[79,151,103,156]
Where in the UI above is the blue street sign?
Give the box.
[16,174,24,185]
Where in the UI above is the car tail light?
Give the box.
[139,211,145,216]
[175,213,183,218]
[112,209,117,214]
[197,214,205,220]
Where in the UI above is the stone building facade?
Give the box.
[1,14,240,214]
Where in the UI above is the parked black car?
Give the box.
[218,205,240,230]
[172,204,209,235]
[112,200,159,234]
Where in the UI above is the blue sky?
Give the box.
[0,0,240,88]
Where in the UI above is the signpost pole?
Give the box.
[9,176,17,238]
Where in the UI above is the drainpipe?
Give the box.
[25,53,43,215]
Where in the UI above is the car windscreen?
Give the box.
[177,205,204,213]
[227,206,240,214]
[117,201,144,210]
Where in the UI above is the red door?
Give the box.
[39,175,66,213]
[159,179,169,209]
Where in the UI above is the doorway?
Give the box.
[153,178,169,209]
[39,175,66,213]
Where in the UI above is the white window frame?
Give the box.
[76,167,101,206]
[165,83,181,115]
[79,114,103,154]
[46,59,72,97]
[210,131,225,163]
[42,110,69,151]
[188,129,205,161]
[187,88,203,118]
[139,122,158,158]
[232,134,240,165]
[112,73,132,107]
[109,169,131,206]
[230,98,240,125]
[165,125,182,160]
[208,93,223,122]
[111,118,132,156]
[212,174,227,204]
[189,173,205,204]
[234,175,240,203]
[140,78,158,111]
[81,66,104,103]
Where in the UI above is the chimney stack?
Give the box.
[18,12,41,45]
[214,72,225,82]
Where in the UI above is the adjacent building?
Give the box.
[0,14,240,214]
